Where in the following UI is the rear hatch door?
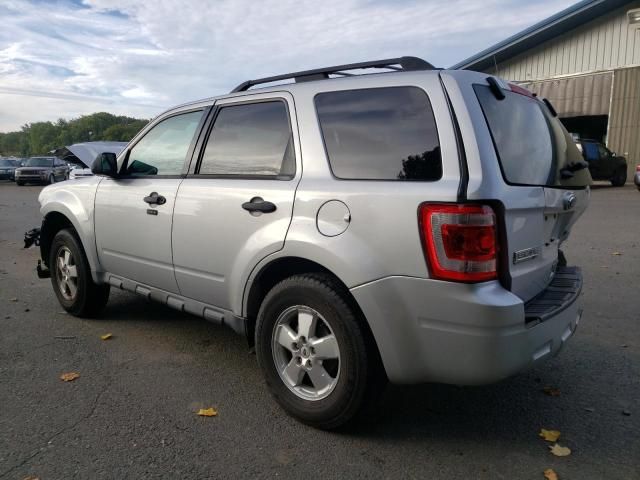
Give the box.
[473,79,591,302]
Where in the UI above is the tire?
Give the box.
[48,174,55,185]
[16,181,24,186]
[255,273,385,430]
[49,228,110,317]
[611,167,627,187]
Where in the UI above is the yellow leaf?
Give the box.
[543,469,558,480]
[548,443,571,457]
[540,429,561,442]
[60,372,80,382]
[197,407,217,417]
[22,476,40,480]
[542,386,561,397]
[100,333,113,340]
[612,251,622,256]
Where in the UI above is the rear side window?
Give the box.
[199,101,294,177]
[475,85,560,186]
[582,142,598,161]
[315,87,442,181]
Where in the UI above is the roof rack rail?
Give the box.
[230,56,436,93]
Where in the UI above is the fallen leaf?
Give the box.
[60,372,80,382]
[197,407,217,417]
[540,429,561,442]
[22,476,40,480]
[548,443,571,457]
[622,409,631,416]
[543,469,558,480]
[612,251,622,256]
[100,333,113,341]
[10,297,18,302]
[542,386,561,397]
[584,407,595,413]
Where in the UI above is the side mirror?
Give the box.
[91,152,118,177]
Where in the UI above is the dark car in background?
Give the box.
[575,139,628,186]
[15,156,69,186]
[0,159,19,181]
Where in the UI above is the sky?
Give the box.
[0,0,577,132]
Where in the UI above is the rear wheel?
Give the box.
[49,229,110,317]
[611,167,627,187]
[255,273,385,430]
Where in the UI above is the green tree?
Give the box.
[0,112,149,157]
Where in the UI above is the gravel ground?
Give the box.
[0,181,638,480]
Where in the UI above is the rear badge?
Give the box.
[513,247,540,264]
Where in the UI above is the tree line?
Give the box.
[0,112,149,157]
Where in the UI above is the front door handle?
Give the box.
[144,192,166,205]
[242,197,276,214]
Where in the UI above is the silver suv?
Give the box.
[31,57,590,429]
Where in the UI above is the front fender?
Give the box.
[39,178,102,280]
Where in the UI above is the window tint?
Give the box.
[126,110,203,176]
[583,142,599,161]
[315,87,442,181]
[199,101,294,177]
[475,85,558,186]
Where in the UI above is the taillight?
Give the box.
[419,204,498,282]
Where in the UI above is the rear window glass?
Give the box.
[315,87,442,181]
[475,85,556,186]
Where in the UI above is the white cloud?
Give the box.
[0,0,575,131]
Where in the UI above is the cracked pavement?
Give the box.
[0,182,638,479]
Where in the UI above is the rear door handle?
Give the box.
[242,197,276,214]
[144,192,166,205]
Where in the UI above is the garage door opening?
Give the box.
[561,115,608,143]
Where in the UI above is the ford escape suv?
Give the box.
[29,57,590,429]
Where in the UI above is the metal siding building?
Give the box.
[454,0,640,181]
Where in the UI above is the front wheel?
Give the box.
[49,229,110,317]
[16,181,24,186]
[48,174,55,185]
[255,273,385,430]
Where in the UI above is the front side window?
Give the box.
[315,87,442,181]
[583,142,599,161]
[199,101,294,177]
[126,110,203,176]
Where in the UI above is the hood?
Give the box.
[17,166,51,172]
[51,141,128,168]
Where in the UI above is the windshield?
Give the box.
[25,157,54,167]
[0,160,17,167]
[474,84,589,188]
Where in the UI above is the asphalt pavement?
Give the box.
[0,181,638,479]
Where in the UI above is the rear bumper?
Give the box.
[351,268,582,385]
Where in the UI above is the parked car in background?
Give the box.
[29,58,590,429]
[0,158,19,181]
[15,156,69,185]
[575,139,627,186]
[634,165,640,191]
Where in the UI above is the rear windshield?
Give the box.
[315,87,442,181]
[474,84,587,187]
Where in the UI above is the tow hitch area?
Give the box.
[24,227,40,248]
[24,228,51,279]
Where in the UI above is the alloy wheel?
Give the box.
[271,305,341,401]
[56,246,78,301]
